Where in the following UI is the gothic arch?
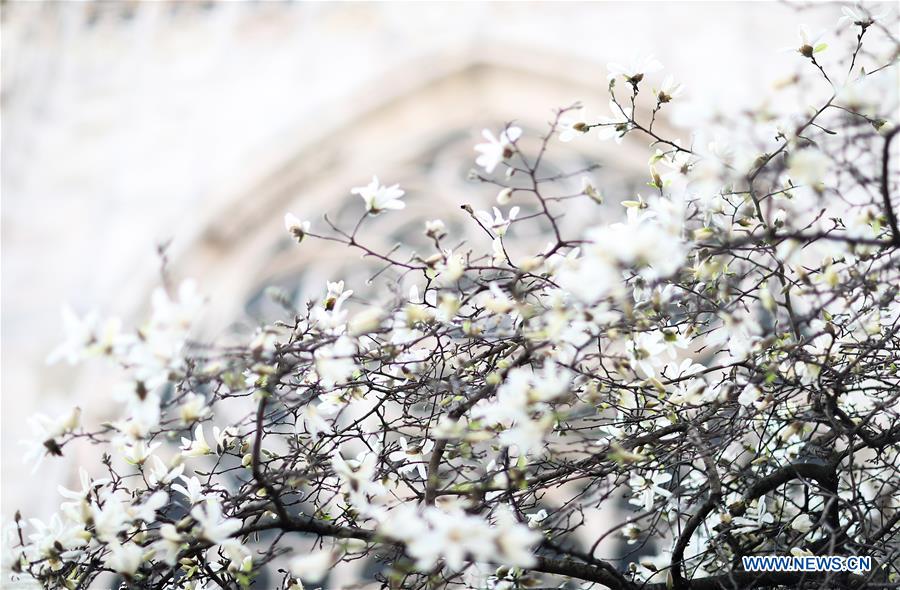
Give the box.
[170,47,666,334]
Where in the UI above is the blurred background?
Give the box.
[1,0,861,535]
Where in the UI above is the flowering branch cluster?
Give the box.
[5,5,900,590]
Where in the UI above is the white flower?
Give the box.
[30,407,81,442]
[332,449,385,502]
[481,282,514,314]
[129,491,168,523]
[475,207,520,237]
[630,331,670,378]
[180,424,212,457]
[628,471,673,511]
[284,213,311,243]
[436,293,461,323]
[595,100,631,143]
[117,439,161,465]
[787,148,829,186]
[348,306,384,336]
[792,25,826,58]
[289,548,341,583]
[731,500,775,533]
[669,378,716,406]
[738,384,763,408]
[474,126,522,173]
[58,467,109,502]
[178,393,209,425]
[607,54,662,82]
[351,176,406,214]
[212,426,237,454]
[172,475,207,505]
[149,279,204,336]
[91,493,131,542]
[315,335,358,386]
[49,306,98,364]
[526,509,548,528]
[425,219,447,239]
[26,514,90,562]
[622,523,642,544]
[390,506,539,572]
[388,437,435,479]
[112,391,162,440]
[436,249,467,283]
[221,539,252,572]
[191,499,241,545]
[530,363,573,402]
[558,113,588,142]
[295,403,334,440]
[837,4,887,28]
[493,506,540,567]
[656,75,684,103]
[499,414,555,456]
[408,508,495,571]
[323,280,353,312]
[21,406,82,472]
[47,307,121,364]
[585,219,688,279]
[147,455,184,486]
[152,524,183,566]
[105,541,144,576]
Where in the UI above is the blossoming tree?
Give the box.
[6,5,900,590]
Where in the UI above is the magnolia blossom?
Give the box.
[838,3,889,28]
[348,306,384,336]
[289,548,341,583]
[792,25,827,58]
[47,307,121,365]
[351,176,406,214]
[21,407,81,470]
[628,471,673,512]
[314,335,358,385]
[380,506,539,571]
[474,126,522,173]
[25,513,89,564]
[558,112,588,142]
[284,212,311,243]
[105,541,144,576]
[472,364,571,456]
[332,448,385,504]
[787,148,829,186]
[152,524,184,566]
[178,393,210,425]
[425,219,447,239]
[172,474,207,505]
[606,54,662,82]
[655,75,684,103]
[435,249,466,283]
[595,100,631,143]
[191,499,241,545]
[323,280,353,312]
[147,455,185,486]
[180,424,212,457]
[475,206,519,237]
[295,402,335,440]
[388,437,435,478]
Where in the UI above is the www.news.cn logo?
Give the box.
[742,555,872,573]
